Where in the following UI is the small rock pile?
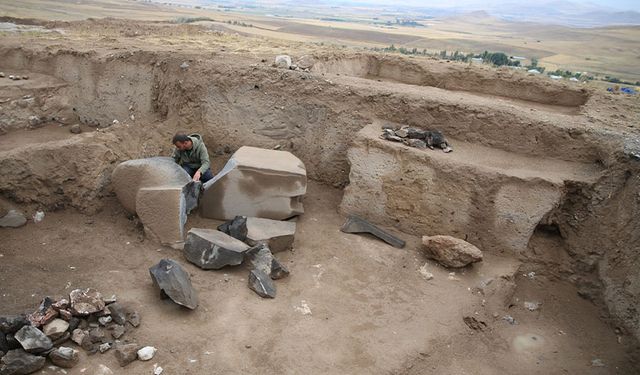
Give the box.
[0,288,153,374]
[0,72,29,80]
[380,124,453,153]
[273,55,312,72]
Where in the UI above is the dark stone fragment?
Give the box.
[217,216,248,241]
[5,335,20,351]
[248,269,276,298]
[340,215,405,248]
[114,343,139,367]
[184,229,249,270]
[0,316,29,335]
[51,332,71,347]
[0,349,45,375]
[88,328,105,344]
[13,326,53,354]
[270,257,290,280]
[28,297,58,327]
[463,316,487,331]
[183,181,201,215]
[407,127,428,139]
[0,333,8,354]
[110,325,125,339]
[107,303,127,326]
[149,259,198,309]
[67,318,80,333]
[126,312,140,328]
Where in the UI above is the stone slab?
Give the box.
[184,228,249,270]
[201,146,306,220]
[245,217,296,253]
[148,259,198,309]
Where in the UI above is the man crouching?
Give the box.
[171,132,214,183]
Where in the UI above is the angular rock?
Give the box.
[42,319,69,340]
[407,127,428,139]
[98,316,111,326]
[66,318,80,333]
[27,297,58,327]
[137,346,156,361]
[109,325,125,340]
[0,210,27,228]
[106,303,126,326]
[70,329,86,346]
[149,259,198,309]
[0,316,29,335]
[394,128,409,138]
[112,157,198,249]
[245,217,296,253]
[51,332,70,347]
[88,328,105,344]
[4,335,20,351]
[270,257,290,280]
[421,235,483,268]
[296,55,315,70]
[48,347,79,369]
[248,269,276,298]
[407,139,427,149]
[0,349,45,375]
[69,288,105,316]
[245,244,274,275]
[99,343,111,353]
[340,215,405,248]
[114,343,139,367]
[217,215,248,242]
[14,326,52,354]
[58,310,72,321]
[126,311,140,328]
[274,55,292,69]
[184,228,249,270]
[201,146,307,221]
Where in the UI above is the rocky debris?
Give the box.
[0,349,45,375]
[274,55,292,69]
[296,55,315,70]
[42,319,69,340]
[154,364,164,375]
[70,329,86,346]
[340,215,406,248]
[184,228,249,270]
[0,210,27,228]
[0,316,29,335]
[524,301,541,311]
[149,259,198,309]
[109,325,125,340]
[422,235,483,268]
[69,288,105,316]
[51,332,70,347]
[106,303,126,325]
[463,316,487,331]
[179,62,189,70]
[97,316,111,326]
[218,216,296,253]
[201,146,306,221]
[380,125,453,153]
[69,124,81,134]
[270,258,290,280]
[127,311,141,327]
[1,333,8,354]
[112,157,197,249]
[14,326,52,354]
[27,116,43,129]
[0,72,4,78]
[114,343,139,367]
[48,347,79,368]
[503,315,516,325]
[137,346,156,361]
[248,269,276,298]
[98,343,111,353]
[245,244,289,281]
[419,264,434,280]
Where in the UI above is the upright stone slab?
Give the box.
[112,157,200,249]
[184,229,249,270]
[148,259,198,310]
[201,147,307,220]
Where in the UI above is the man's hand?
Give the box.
[193,170,201,182]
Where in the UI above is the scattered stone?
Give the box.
[0,72,4,78]
[591,358,605,367]
[149,259,199,309]
[463,316,487,331]
[246,217,296,253]
[0,349,45,375]
[51,298,69,310]
[126,311,140,328]
[179,62,189,69]
[503,315,516,325]
[14,326,53,354]
[274,55,292,69]
[103,295,117,305]
[27,115,42,128]
[97,316,111,326]
[43,319,69,340]
[28,297,58,327]
[270,257,290,280]
[248,269,276,298]
[184,228,249,270]
[21,76,28,80]
[98,343,111,353]
[114,344,139,367]
[58,310,72,321]
[51,332,70,347]
[71,329,87,346]
[69,288,105,316]
[524,301,541,311]
[106,303,126,325]
[0,316,29,334]
[0,210,27,228]
[67,317,80,332]
[419,264,434,280]
[110,325,125,340]
[200,146,307,221]
[153,364,164,375]
[88,328,105,344]
[48,347,79,368]
[407,139,427,149]
[382,133,403,142]
[421,235,483,268]
[8,75,15,80]
[296,55,315,70]
[69,124,81,134]
[394,128,409,138]
[137,346,157,361]
[340,215,405,248]
[95,364,114,375]
[0,333,7,354]
[217,215,248,242]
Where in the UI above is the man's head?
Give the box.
[172,133,192,151]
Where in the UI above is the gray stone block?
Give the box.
[13,326,52,354]
[248,270,276,298]
[0,349,45,375]
[149,259,198,310]
[184,228,249,270]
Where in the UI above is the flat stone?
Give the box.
[27,297,58,327]
[248,269,276,298]
[70,329,86,346]
[394,128,409,138]
[407,139,427,149]
[137,346,156,361]
[114,343,139,367]
[0,349,45,375]
[126,311,140,328]
[69,288,105,316]
[110,325,125,340]
[201,146,306,221]
[48,347,79,369]
[422,235,483,268]
[0,210,27,228]
[14,326,52,354]
[149,259,198,309]
[106,303,126,325]
[245,217,296,253]
[112,157,197,249]
[0,316,29,335]
[42,319,69,340]
[184,228,249,270]
[340,215,405,248]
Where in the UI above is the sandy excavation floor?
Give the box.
[0,182,635,374]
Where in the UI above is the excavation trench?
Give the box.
[1,46,639,372]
